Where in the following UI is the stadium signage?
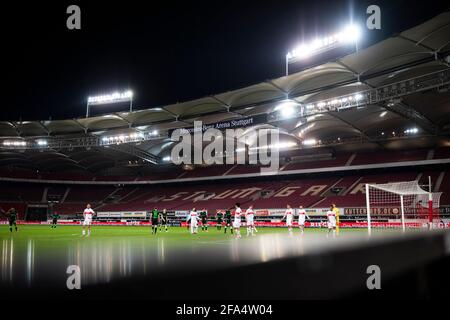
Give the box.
[121,212,147,218]
[215,209,270,216]
[168,114,267,135]
[255,209,270,216]
[305,208,345,216]
[345,207,401,215]
[267,208,344,217]
[97,211,146,218]
[175,210,189,217]
[214,208,343,217]
[440,206,450,214]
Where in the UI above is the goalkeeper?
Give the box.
[332,204,340,235]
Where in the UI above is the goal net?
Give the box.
[365,180,442,234]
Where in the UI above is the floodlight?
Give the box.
[285,23,362,75]
[275,100,298,118]
[302,139,317,146]
[354,93,364,101]
[37,140,48,146]
[86,89,134,117]
[404,128,419,134]
[342,24,361,43]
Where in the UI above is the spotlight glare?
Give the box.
[286,24,361,61]
[354,93,363,101]
[342,24,361,43]
[275,100,297,118]
[37,140,48,146]
[88,90,133,105]
[302,139,317,146]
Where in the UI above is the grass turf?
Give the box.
[0,224,354,248]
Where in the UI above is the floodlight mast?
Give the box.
[86,90,134,118]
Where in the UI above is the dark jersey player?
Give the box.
[200,209,208,231]
[7,208,18,232]
[216,211,223,230]
[224,209,233,234]
[151,208,159,234]
[51,213,60,229]
[159,208,169,232]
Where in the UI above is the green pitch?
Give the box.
[0,225,369,289]
[0,225,346,248]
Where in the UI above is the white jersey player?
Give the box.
[187,208,199,234]
[82,204,95,237]
[326,206,337,237]
[245,205,257,236]
[282,204,295,232]
[298,205,309,234]
[233,203,242,238]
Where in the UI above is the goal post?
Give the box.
[365,180,442,234]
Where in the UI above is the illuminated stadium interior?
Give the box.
[1,4,450,302]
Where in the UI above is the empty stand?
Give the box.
[282,153,351,171]
[0,147,448,217]
[434,147,450,160]
[182,165,235,178]
[351,149,428,165]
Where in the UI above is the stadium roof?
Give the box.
[1,12,449,173]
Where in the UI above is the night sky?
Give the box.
[2,0,449,121]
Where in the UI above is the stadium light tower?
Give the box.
[86,90,134,117]
[285,24,361,76]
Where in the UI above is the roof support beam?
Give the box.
[160,107,191,125]
[327,112,385,148]
[412,23,450,47]
[107,143,160,165]
[335,60,362,83]
[266,80,289,97]
[210,96,245,117]
[398,34,437,53]
[398,35,450,68]
[113,113,133,128]
[72,119,88,134]
[382,101,438,134]
[9,122,22,137]
[38,121,51,136]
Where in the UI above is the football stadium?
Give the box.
[1,1,450,304]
